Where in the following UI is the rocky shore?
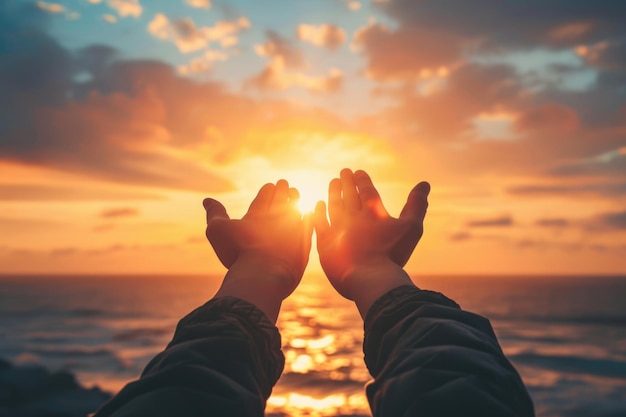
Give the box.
[0,358,111,417]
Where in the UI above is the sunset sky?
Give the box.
[1,0,625,275]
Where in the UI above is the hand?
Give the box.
[313,169,430,316]
[203,180,313,322]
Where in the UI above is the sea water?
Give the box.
[1,274,625,417]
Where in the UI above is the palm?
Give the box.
[314,170,429,298]
[204,181,312,290]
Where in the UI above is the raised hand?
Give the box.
[313,169,430,317]
[203,180,313,322]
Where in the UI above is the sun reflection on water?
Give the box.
[269,278,371,416]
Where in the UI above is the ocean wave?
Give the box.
[28,347,118,359]
[277,371,365,394]
[112,327,171,342]
[490,314,626,327]
[510,352,626,379]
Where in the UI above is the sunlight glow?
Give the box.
[286,170,330,213]
[291,354,314,373]
[267,392,370,417]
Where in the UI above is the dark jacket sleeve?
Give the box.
[363,285,535,417]
[93,296,284,417]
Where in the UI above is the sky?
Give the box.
[1,0,625,276]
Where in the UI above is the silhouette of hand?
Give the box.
[314,169,429,308]
[203,180,313,303]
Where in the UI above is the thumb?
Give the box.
[399,181,430,222]
[313,200,330,242]
[203,198,230,224]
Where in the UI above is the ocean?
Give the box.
[1,274,625,417]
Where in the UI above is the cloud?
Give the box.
[535,218,570,228]
[177,49,229,75]
[36,1,64,13]
[0,184,163,201]
[297,24,346,50]
[102,14,117,24]
[107,0,142,18]
[515,103,580,134]
[254,30,305,69]
[100,207,139,218]
[0,2,356,195]
[347,1,361,11]
[247,59,343,93]
[449,232,472,241]
[550,152,626,178]
[508,182,626,197]
[249,31,343,93]
[148,13,249,53]
[577,41,626,70]
[0,6,237,192]
[185,0,211,9]
[380,0,626,52]
[589,211,626,231]
[352,20,461,80]
[466,215,514,227]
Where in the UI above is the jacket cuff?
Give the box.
[167,296,284,398]
[363,285,460,376]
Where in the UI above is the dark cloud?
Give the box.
[448,232,472,241]
[49,247,78,257]
[593,210,626,230]
[579,41,626,70]
[0,184,163,201]
[353,22,462,80]
[380,0,626,51]
[508,182,626,197]
[467,216,514,227]
[535,218,570,228]
[100,207,139,218]
[515,103,580,134]
[550,153,626,178]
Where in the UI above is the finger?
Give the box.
[313,200,330,240]
[340,168,361,211]
[271,179,290,211]
[289,187,300,210]
[303,212,315,248]
[247,183,275,215]
[203,198,230,224]
[399,181,430,222]
[328,177,343,226]
[354,170,388,217]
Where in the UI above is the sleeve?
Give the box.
[93,296,285,417]
[363,285,535,417]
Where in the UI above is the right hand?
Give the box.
[313,169,430,308]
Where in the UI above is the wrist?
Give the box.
[213,253,297,323]
[345,259,416,319]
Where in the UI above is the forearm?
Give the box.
[214,254,295,323]
[94,297,285,417]
[344,260,416,319]
[363,286,534,416]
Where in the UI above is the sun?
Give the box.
[286,170,329,213]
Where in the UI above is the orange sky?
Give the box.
[1,0,625,275]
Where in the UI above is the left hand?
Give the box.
[203,180,313,302]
